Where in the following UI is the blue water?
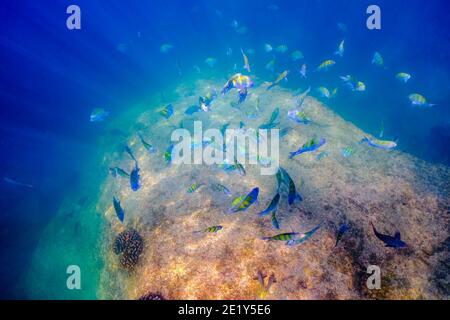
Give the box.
[0,0,448,299]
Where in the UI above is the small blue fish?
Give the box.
[257,193,280,216]
[90,108,109,122]
[360,136,396,150]
[289,138,326,159]
[341,147,355,158]
[164,144,174,164]
[229,187,259,213]
[187,182,204,193]
[286,223,322,246]
[113,196,125,223]
[130,162,141,191]
[271,211,280,229]
[371,222,407,248]
[316,151,328,160]
[334,224,349,248]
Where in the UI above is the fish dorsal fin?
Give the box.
[394,232,401,240]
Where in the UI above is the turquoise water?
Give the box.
[0,0,449,299]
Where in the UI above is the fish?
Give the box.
[331,88,338,98]
[337,22,347,32]
[257,193,280,216]
[291,50,304,61]
[275,168,285,192]
[259,107,280,129]
[226,47,233,56]
[316,60,335,72]
[205,57,218,67]
[275,45,288,53]
[113,196,125,223]
[238,88,248,104]
[221,73,254,96]
[3,177,34,189]
[408,93,435,108]
[125,145,137,162]
[185,105,202,115]
[300,63,307,78]
[278,167,302,205]
[220,123,230,136]
[360,136,397,150]
[355,81,366,92]
[164,144,174,164]
[230,20,239,29]
[340,75,365,92]
[234,159,246,176]
[371,222,407,248]
[289,138,326,159]
[267,71,289,90]
[229,187,259,213]
[316,87,330,99]
[262,232,299,241]
[138,133,157,153]
[194,225,223,234]
[286,223,322,246]
[90,108,109,122]
[235,26,248,35]
[296,86,311,107]
[341,147,355,158]
[379,121,384,138]
[280,127,290,138]
[187,182,204,193]
[264,43,273,53]
[193,65,201,74]
[334,223,349,248]
[335,40,345,57]
[316,151,328,160]
[287,110,311,124]
[160,43,173,53]
[241,48,251,72]
[372,51,384,67]
[158,104,174,119]
[109,167,130,178]
[396,72,411,83]
[199,96,211,112]
[130,162,141,192]
[265,59,276,72]
[211,183,232,197]
[231,194,245,207]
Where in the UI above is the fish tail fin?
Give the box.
[266,83,275,90]
[288,152,296,159]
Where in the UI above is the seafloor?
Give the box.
[93,79,449,300]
